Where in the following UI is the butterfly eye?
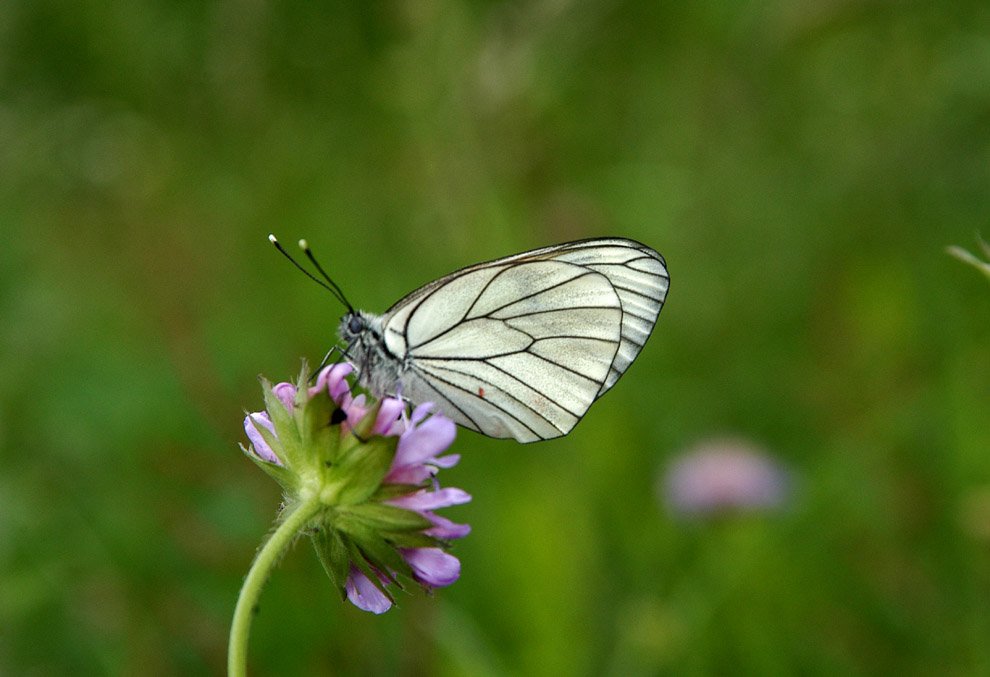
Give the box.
[348,315,364,335]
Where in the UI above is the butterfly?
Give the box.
[272,236,669,443]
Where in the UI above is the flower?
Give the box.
[661,438,791,517]
[241,362,471,613]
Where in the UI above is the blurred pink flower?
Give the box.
[662,438,791,516]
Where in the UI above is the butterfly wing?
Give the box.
[380,238,669,442]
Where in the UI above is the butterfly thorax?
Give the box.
[338,310,407,397]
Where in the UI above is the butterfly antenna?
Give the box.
[298,239,356,313]
[268,234,351,310]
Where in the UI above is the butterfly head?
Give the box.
[337,310,398,396]
[338,310,390,358]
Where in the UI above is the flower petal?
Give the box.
[272,382,297,413]
[309,366,330,398]
[345,567,393,614]
[383,465,435,485]
[325,363,355,403]
[388,487,472,512]
[345,394,369,430]
[244,412,282,465]
[401,548,461,587]
[430,453,460,469]
[374,397,406,436]
[423,512,472,540]
[409,401,434,425]
[394,414,457,467]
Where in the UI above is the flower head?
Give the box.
[242,362,471,613]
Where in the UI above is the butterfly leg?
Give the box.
[311,345,352,382]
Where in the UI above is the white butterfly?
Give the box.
[274,236,669,443]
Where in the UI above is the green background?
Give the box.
[2,1,990,675]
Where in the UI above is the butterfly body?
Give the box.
[337,311,405,396]
[337,238,669,443]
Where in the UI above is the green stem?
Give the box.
[228,494,323,677]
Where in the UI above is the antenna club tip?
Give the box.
[268,234,278,244]
[298,239,310,250]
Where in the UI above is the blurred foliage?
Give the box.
[2,0,989,675]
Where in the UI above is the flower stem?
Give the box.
[228,494,323,677]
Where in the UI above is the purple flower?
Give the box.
[242,363,471,614]
[662,438,791,517]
